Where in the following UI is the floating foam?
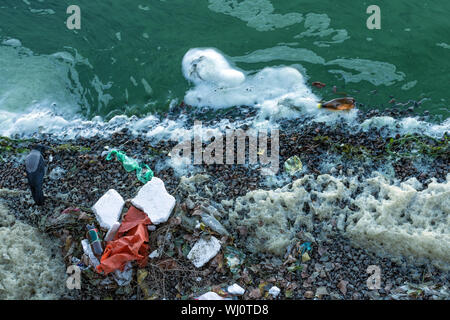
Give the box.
[182,48,320,115]
[223,173,450,270]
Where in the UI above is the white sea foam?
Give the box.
[221,172,450,270]
[182,48,320,120]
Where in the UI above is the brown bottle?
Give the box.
[318,97,355,111]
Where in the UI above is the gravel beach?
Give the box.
[0,104,448,300]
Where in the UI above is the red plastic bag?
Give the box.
[96,206,152,275]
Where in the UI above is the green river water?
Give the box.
[0,0,449,120]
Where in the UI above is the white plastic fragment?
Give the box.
[187,236,221,268]
[227,283,245,295]
[131,177,176,225]
[113,262,133,286]
[104,222,121,242]
[149,250,159,259]
[196,292,226,300]
[269,286,281,297]
[81,239,100,268]
[92,189,124,230]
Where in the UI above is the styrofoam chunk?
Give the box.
[131,177,176,225]
[269,286,281,297]
[227,283,245,295]
[92,189,124,230]
[187,236,221,268]
[196,292,225,300]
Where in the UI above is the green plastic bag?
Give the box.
[106,149,154,183]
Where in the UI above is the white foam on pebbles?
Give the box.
[222,172,450,270]
[0,203,67,299]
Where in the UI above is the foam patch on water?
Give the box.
[0,202,67,299]
[182,48,320,119]
[223,173,450,270]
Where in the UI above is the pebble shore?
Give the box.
[0,104,448,300]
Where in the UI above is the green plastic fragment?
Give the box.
[284,155,303,175]
[224,246,246,274]
[106,149,154,183]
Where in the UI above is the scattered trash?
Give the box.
[104,222,121,242]
[113,262,133,286]
[131,177,176,225]
[299,242,312,254]
[196,291,226,300]
[227,283,245,295]
[301,252,311,262]
[71,257,88,271]
[149,249,159,259]
[92,189,125,230]
[200,212,229,236]
[268,286,281,298]
[81,239,100,268]
[96,206,151,275]
[106,149,154,183]
[187,236,221,268]
[87,224,104,256]
[312,81,326,89]
[224,246,246,274]
[318,97,355,111]
[284,156,303,175]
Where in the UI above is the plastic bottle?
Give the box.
[86,224,103,256]
[318,97,355,111]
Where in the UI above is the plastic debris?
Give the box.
[113,262,133,286]
[284,156,303,175]
[312,81,326,89]
[81,239,100,268]
[196,292,226,300]
[149,249,159,259]
[187,236,221,268]
[224,246,246,274]
[86,224,103,256]
[106,149,153,183]
[131,177,176,225]
[92,189,125,230]
[96,206,151,275]
[201,212,229,236]
[300,242,312,254]
[104,222,121,242]
[301,252,311,262]
[227,284,245,295]
[269,286,281,298]
[318,97,355,111]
